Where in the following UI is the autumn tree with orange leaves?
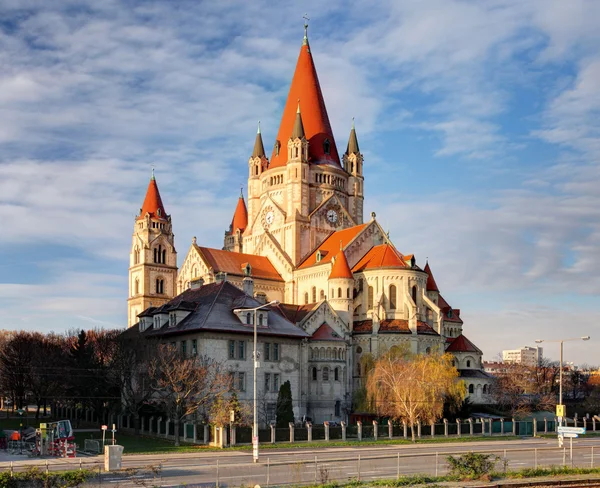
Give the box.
[366,347,465,441]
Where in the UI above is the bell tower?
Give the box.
[127,171,178,327]
[343,120,364,224]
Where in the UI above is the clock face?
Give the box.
[265,211,274,226]
[327,209,338,223]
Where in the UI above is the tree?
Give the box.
[0,331,35,409]
[209,391,250,427]
[365,348,464,441]
[149,344,231,446]
[492,362,555,417]
[276,380,294,427]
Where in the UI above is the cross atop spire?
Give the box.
[303,14,310,45]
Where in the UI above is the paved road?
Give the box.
[3,437,600,487]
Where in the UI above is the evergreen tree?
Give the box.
[276,380,294,428]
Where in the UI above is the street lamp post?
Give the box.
[233,300,279,463]
[535,336,590,428]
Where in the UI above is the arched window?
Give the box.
[156,279,164,294]
[312,287,317,303]
[246,313,252,324]
[483,384,488,394]
[468,384,474,394]
[334,367,339,381]
[304,292,309,305]
[312,367,317,381]
[389,284,397,309]
[425,347,431,354]
[346,288,350,298]
[367,286,374,310]
[134,278,139,295]
[466,360,471,368]
[338,287,342,298]
[320,289,325,300]
[162,249,166,264]
[323,139,330,155]
[258,314,263,326]
[134,247,140,264]
[295,147,299,158]
[411,285,417,305]
[323,367,329,381]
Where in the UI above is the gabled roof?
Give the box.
[138,174,167,221]
[424,262,439,292]
[195,246,282,281]
[446,334,481,354]
[231,194,248,233]
[438,294,463,323]
[311,323,344,341]
[269,32,340,168]
[353,319,439,336]
[276,303,318,323]
[298,223,368,269]
[141,281,308,339]
[352,244,407,272]
[329,251,353,279]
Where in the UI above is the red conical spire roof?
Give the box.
[138,171,167,221]
[329,250,353,280]
[424,261,439,292]
[231,191,248,233]
[269,30,340,168]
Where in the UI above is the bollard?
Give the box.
[500,418,504,435]
[341,421,347,441]
[324,421,329,441]
[457,419,461,437]
[467,418,473,436]
[270,424,275,443]
[373,420,378,440]
[512,418,516,436]
[431,421,435,438]
[444,418,448,437]
[544,417,548,433]
[416,420,421,438]
[307,422,312,443]
[593,418,596,432]
[533,418,537,437]
[489,419,493,436]
[388,419,393,439]
[357,421,362,441]
[289,422,294,443]
[403,421,407,439]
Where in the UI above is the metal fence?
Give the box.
[1,444,598,487]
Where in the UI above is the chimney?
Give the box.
[243,276,254,297]
[190,277,204,290]
[215,272,227,284]
[254,291,266,305]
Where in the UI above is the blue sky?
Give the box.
[0,0,598,365]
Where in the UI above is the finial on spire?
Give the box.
[151,165,155,180]
[303,14,309,45]
[352,117,355,130]
[240,185,244,197]
[257,120,261,134]
[297,99,301,113]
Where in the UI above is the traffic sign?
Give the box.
[563,433,578,438]
[558,426,586,434]
[556,404,565,417]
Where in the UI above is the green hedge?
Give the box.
[0,468,93,488]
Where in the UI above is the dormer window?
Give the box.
[243,263,252,277]
[153,316,160,329]
[157,208,162,217]
[316,250,323,262]
[274,140,281,156]
[169,312,176,327]
[323,139,331,155]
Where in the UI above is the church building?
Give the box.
[127,26,493,423]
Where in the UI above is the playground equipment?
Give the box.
[34,420,76,458]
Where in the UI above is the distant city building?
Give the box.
[502,346,542,366]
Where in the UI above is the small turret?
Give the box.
[328,250,354,327]
[343,119,364,224]
[224,189,247,253]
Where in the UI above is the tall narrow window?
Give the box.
[320,289,325,300]
[367,286,374,310]
[389,284,397,309]
[323,139,330,154]
[338,287,342,298]
[334,367,339,381]
[134,278,139,295]
[274,373,280,391]
[304,292,309,305]
[258,314,264,326]
[192,339,197,356]
[238,372,246,391]
[181,341,187,356]
[311,286,317,303]
[323,367,329,381]
[468,384,474,394]
[264,373,271,392]
[264,343,271,361]
[156,279,164,294]
[335,400,341,417]
[273,343,279,361]
[228,340,235,359]
[312,367,317,381]
[411,285,417,305]
[238,341,246,360]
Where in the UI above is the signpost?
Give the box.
[558,426,586,462]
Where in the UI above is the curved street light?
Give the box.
[233,300,280,463]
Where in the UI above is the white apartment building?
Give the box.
[502,346,543,366]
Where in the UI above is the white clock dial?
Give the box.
[265,211,274,225]
[327,209,338,223]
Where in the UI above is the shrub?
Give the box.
[446,452,498,479]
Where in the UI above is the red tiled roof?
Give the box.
[353,319,439,335]
[352,244,407,272]
[424,262,439,292]
[311,323,344,341]
[196,247,282,281]
[231,195,248,233]
[438,294,463,323]
[138,176,167,221]
[298,224,368,269]
[329,251,353,279]
[269,36,340,168]
[446,334,481,353]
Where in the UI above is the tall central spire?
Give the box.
[269,26,340,168]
